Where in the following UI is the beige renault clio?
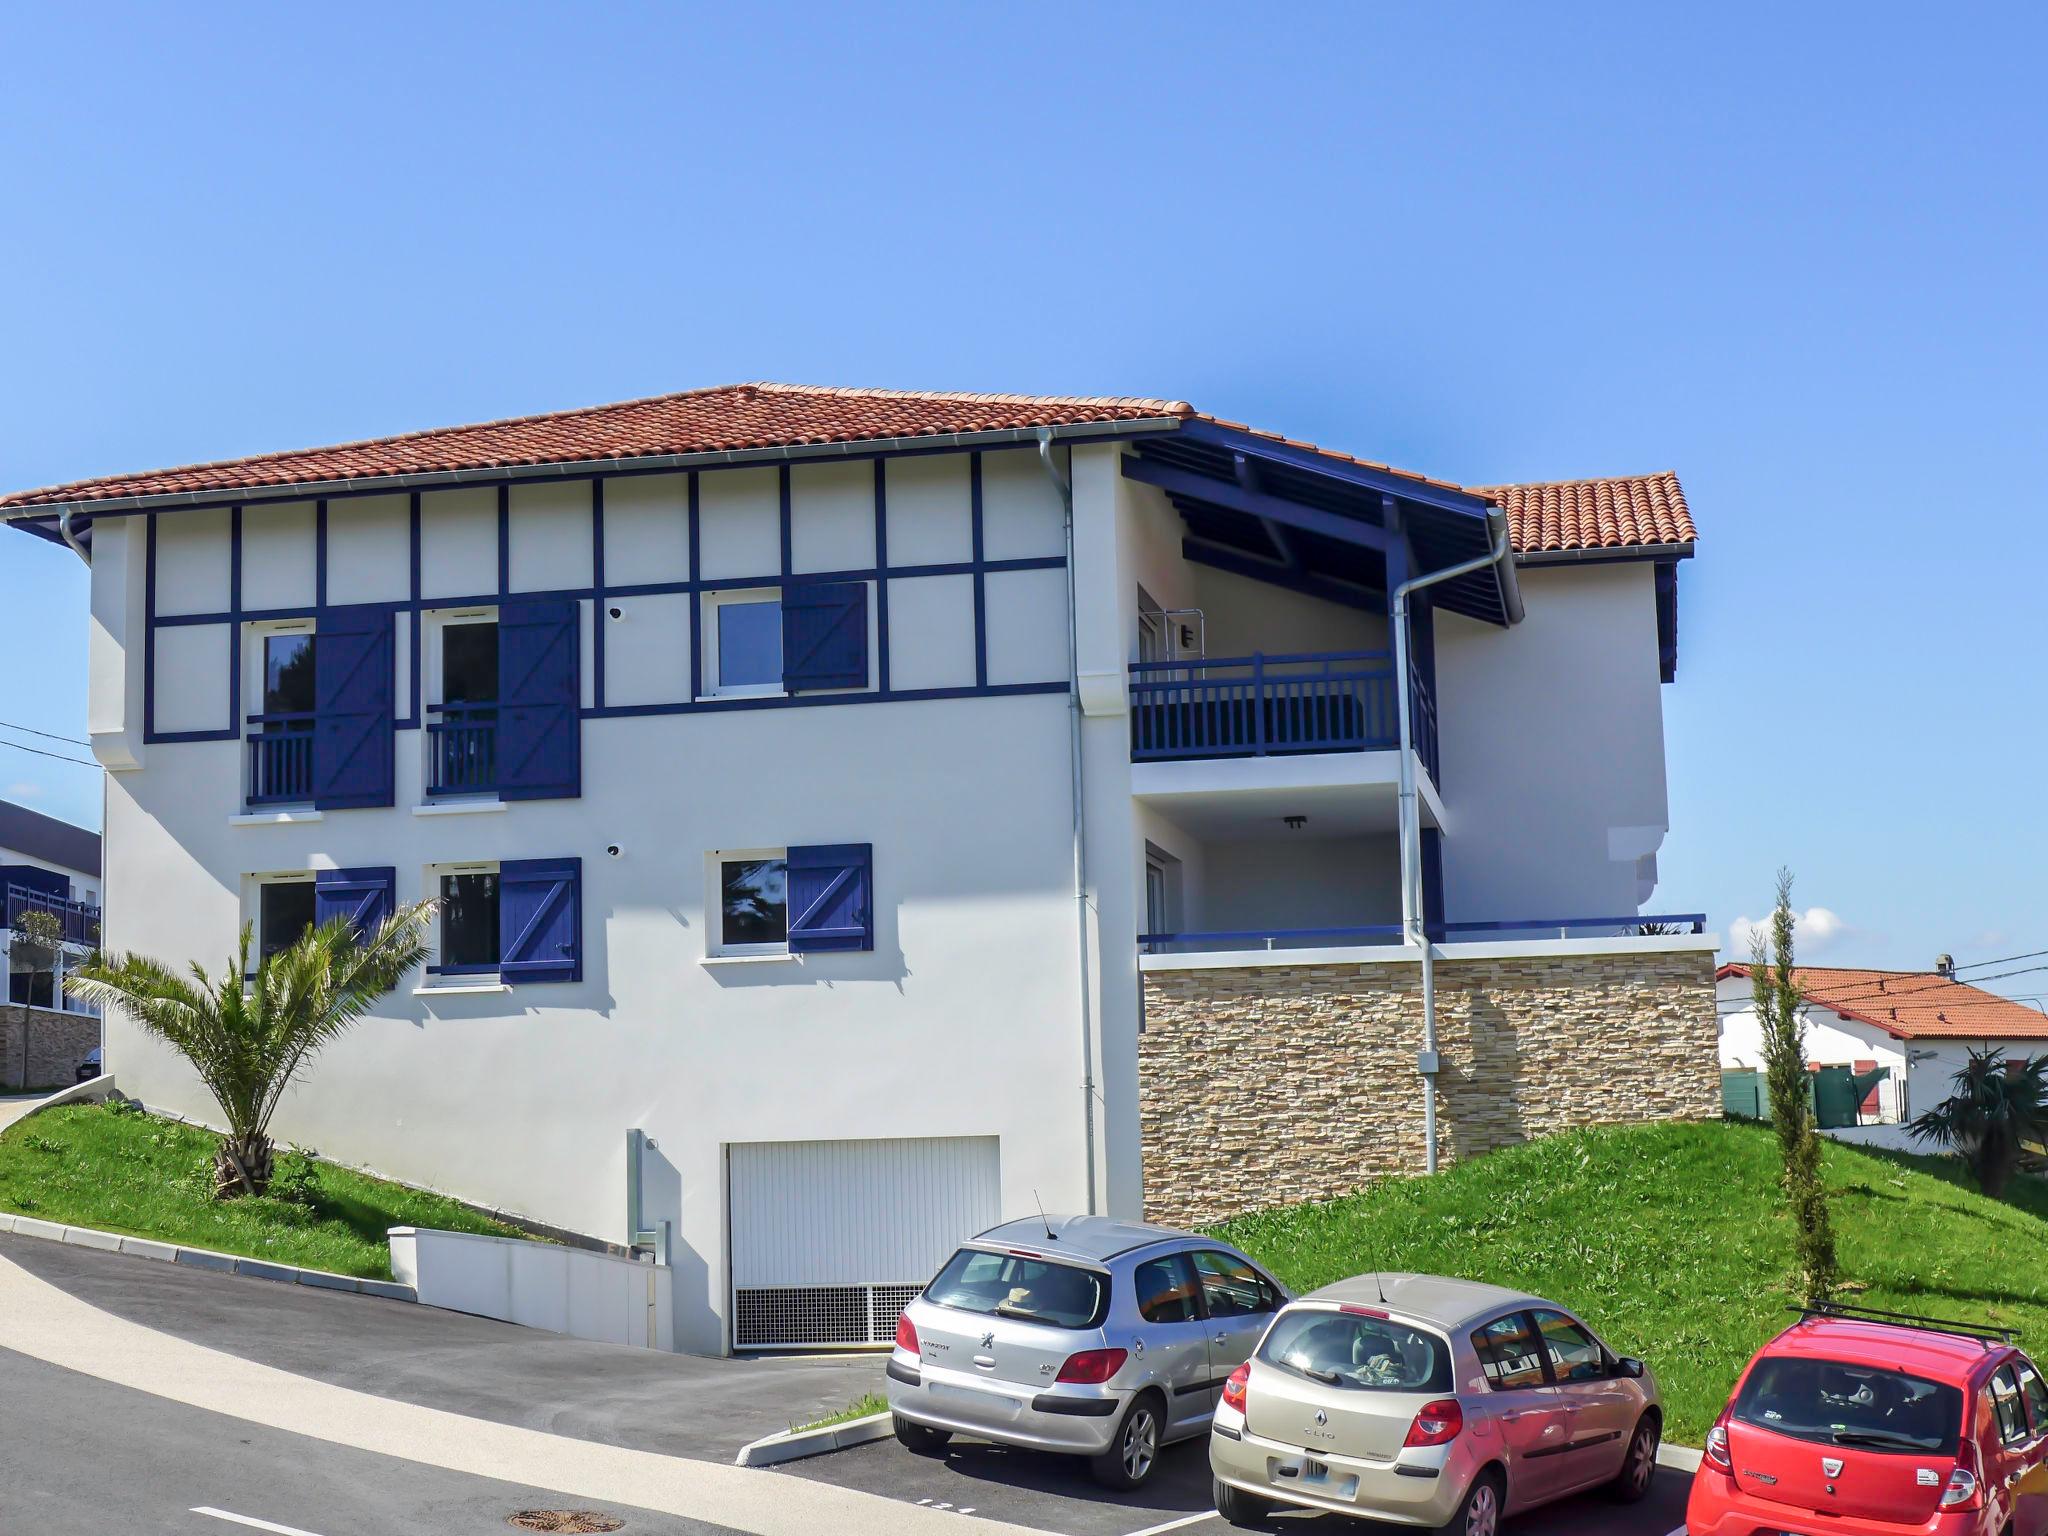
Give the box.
[1209,1274,1661,1535]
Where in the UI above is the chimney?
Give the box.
[1936,953,1956,979]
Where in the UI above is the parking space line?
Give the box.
[192,1510,330,1536]
[1120,1513,1219,1536]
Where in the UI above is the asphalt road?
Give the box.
[0,1230,882,1462]
[784,1431,1696,1536]
[0,1346,747,1536]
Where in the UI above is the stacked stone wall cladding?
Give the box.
[1138,948,1718,1228]
[0,1005,101,1091]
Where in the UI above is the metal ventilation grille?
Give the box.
[735,1283,925,1349]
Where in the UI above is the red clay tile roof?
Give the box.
[1718,964,2048,1041]
[1475,471,1696,555]
[0,382,1695,555]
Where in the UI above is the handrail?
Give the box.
[4,883,103,944]
[1138,913,1708,951]
[1129,649,1392,673]
[427,703,498,794]
[245,710,315,726]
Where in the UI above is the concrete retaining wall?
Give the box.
[389,1226,674,1351]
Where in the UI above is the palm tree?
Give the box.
[1908,1048,2048,1199]
[64,904,431,1199]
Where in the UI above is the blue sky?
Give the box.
[2,4,2043,994]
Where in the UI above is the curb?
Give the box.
[0,1210,417,1302]
[1658,1443,1704,1473]
[735,1411,894,1467]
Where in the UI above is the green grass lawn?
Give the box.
[0,1101,532,1279]
[790,1391,890,1434]
[1214,1119,2048,1445]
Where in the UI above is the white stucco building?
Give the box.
[2,383,1711,1353]
[1718,960,2048,1142]
[0,798,102,1012]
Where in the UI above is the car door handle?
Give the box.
[1215,1333,1229,1347]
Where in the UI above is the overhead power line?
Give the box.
[0,717,91,748]
[0,737,99,769]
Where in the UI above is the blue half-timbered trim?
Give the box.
[971,452,988,689]
[141,457,1073,744]
[872,459,890,695]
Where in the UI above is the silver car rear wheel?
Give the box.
[1090,1397,1160,1489]
[1441,1468,1501,1536]
[1608,1414,1659,1503]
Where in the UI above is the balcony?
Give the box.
[4,884,102,947]
[427,703,498,796]
[1138,913,1707,957]
[1128,651,1438,781]
[245,712,315,805]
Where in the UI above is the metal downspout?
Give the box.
[1393,511,1514,1175]
[57,509,90,566]
[1037,428,1099,1216]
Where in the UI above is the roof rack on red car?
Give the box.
[1793,1300,2017,1346]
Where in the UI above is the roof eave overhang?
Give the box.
[0,415,1188,542]
[1514,541,1697,567]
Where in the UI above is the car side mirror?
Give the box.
[1616,1356,1646,1379]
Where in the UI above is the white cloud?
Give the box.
[1728,905,1852,959]
[4,781,43,800]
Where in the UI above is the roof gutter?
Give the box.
[1514,541,1696,567]
[0,417,1189,525]
[56,508,90,566]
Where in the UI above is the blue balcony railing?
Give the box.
[428,703,497,795]
[1138,913,1708,955]
[245,713,315,805]
[1129,651,1439,779]
[4,885,102,946]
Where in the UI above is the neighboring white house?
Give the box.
[1717,960,2048,1143]
[0,798,102,1011]
[0,382,1714,1353]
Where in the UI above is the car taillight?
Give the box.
[1402,1398,1464,1447]
[1054,1347,1129,1384]
[895,1313,919,1357]
[1703,1415,1733,1472]
[1941,1443,1982,1510]
[1221,1362,1251,1413]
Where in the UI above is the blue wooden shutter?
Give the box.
[1420,827,1445,935]
[314,866,395,942]
[497,599,581,801]
[786,843,872,952]
[781,582,868,692]
[499,857,581,982]
[313,606,395,809]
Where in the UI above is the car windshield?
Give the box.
[1733,1356,1962,1455]
[925,1248,1109,1330]
[1258,1307,1452,1393]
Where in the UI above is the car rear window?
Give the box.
[925,1248,1109,1330]
[1257,1307,1452,1393]
[1733,1355,1963,1456]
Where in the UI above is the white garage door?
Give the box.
[729,1135,1001,1350]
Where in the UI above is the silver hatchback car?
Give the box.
[1210,1274,1661,1534]
[886,1215,1288,1489]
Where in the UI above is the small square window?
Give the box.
[440,871,500,972]
[705,591,783,697]
[718,856,787,952]
[258,879,316,959]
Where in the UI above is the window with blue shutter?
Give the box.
[780,582,868,693]
[496,599,581,801]
[786,843,873,952]
[312,606,395,810]
[499,857,581,983]
[314,867,395,944]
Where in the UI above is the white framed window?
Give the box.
[427,860,501,979]
[701,588,784,698]
[422,609,500,799]
[707,848,789,956]
[243,617,317,806]
[240,870,317,965]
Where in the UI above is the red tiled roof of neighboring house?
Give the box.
[1717,963,2048,1041]
[0,382,1695,555]
[1475,471,1696,555]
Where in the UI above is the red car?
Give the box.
[1688,1303,2048,1536]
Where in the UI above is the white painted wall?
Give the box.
[1715,975,1908,1121]
[389,1227,675,1351]
[1435,562,1669,924]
